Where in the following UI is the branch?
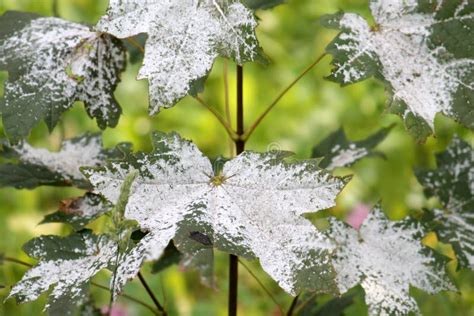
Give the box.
[194,95,238,140]
[138,272,167,316]
[243,53,327,141]
[286,294,299,316]
[238,259,284,315]
[3,257,162,315]
[223,59,235,156]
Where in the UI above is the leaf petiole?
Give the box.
[243,53,327,142]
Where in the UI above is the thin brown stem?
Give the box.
[138,272,167,316]
[194,95,238,140]
[286,294,300,316]
[3,257,161,315]
[238,259,284,315]
[243,53,327,141]
[126,37,145,54]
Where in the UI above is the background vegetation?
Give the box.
[0,0,473,315]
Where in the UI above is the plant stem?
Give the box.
[3,257,161,315]
[291,292,318,316]
[3,257,32,268]
[127,37,145,54]
[223,59,235,156]
[92,282,161,315]
[194,96,238,140]
[243,53,327,141]
[238,259,283,315]
[228,64,244,316]
[52,0,59,17]
[235,65,245,153]
[286,294,300,316]
[138,272,167,316]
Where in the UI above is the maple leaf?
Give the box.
[329,208,455,316]
[7,230,117,316]
[41,193,112,231]
[8,174,148,313]
[312,127,390,170]
[322,0,474,139]
[0,134,128,189]
[84,131,344,295]
[416,136,474,269]
[0,11,126,142]
[96,0,263,113]
[242,0,286,10]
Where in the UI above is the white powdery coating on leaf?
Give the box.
[16,136,104,181]
[87,133,344,294]
[424,138,474,268]
[0,17,124,121]
[330,209,454,316]
[96,0,259,112]
[9,236,116,305]
[334,0,474,128]
[327,144,368,170]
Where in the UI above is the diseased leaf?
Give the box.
[242,0,286,10]
[9,177,147,313]
[328,208,455,316]
[96,0,264,113]
[0,134,127,189]
[296,289,358,316]
[151,241,183,274]
[416,136,474,269]
[84,131,345,295]
[41,193,112,231]
[311,127,390,170]
[8,230,117,315]
[323,0,474,136]
[0,11,126,142]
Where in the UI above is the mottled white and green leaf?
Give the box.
[328,208,455,316]
[41,193,112,231]
[0,134,126,189]
[312,127,390,170]
[0,11,126,142]
[84,131,344,295]
[323,0,474,138]
[7,230,117,316]
[242,0,286,10]
[96,0,264,113]
[416,136,474,269]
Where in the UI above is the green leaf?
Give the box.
[0,11,126,142]
[8,178,158,311]
[0,134,128,189]
[296,289,359,316]
[8,230,117,314]
[41,193,112,231]
[323,1,474,136]
[151,241,183,274]
[84,131,345,295]
[311,127,390,170]
[96,0,265,113]
[328,208,455,315]
[416,136,474,269]
[242,0,286,10]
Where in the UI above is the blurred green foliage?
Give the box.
[0,0,473,315]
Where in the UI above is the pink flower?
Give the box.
[101,304,128,316]
[346,204,370,230]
